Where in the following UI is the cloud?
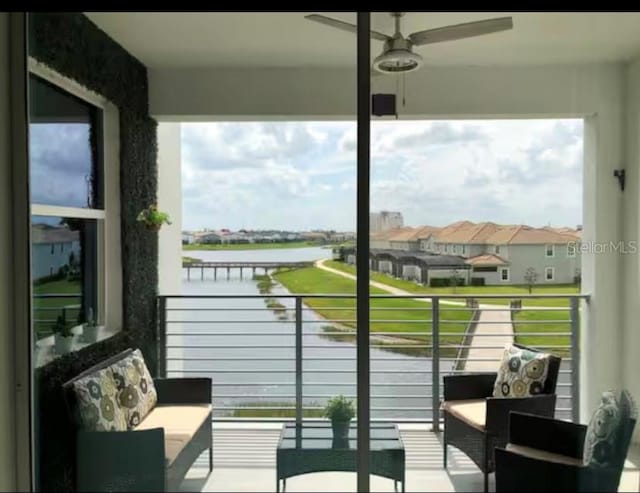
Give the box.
[180,119,583,231]
[30,123,94,207]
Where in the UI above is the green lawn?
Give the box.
[33,278,82,339]
[273,267,473,357]
[230,402,324,418]
[184,241,318,251]
[512,309,573,357]
[182,256,202,264]
[324,260,579,307]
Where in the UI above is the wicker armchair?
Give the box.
[441,344,561,492]
[495,391,637,492]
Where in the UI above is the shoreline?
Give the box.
[183,242,325,251]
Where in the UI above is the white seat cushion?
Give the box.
[506,443,584,467]
[134,404,211,465]
[441,399,486,431]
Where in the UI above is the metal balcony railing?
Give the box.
[157,293,588,426]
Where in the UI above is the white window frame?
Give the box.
[495,245,501,255]
[567,242,576,257]
[29,58,122,342]
[500,267,510,282]
[545,244,555,257]
[545,267,555,281]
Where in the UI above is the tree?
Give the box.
[450,268,460,294]
[524,267,538,294]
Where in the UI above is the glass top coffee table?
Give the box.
[276,422,405,492]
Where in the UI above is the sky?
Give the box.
[181,119,583,232]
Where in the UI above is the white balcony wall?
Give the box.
[157,122,182,295]
[149,62,630,434]
[157,122,184,375]
[0,13,17,490]
[623,55,640,442]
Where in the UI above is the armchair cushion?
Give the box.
[69,366,128,431]
[492,344,554,398]
[135,404,212,465]
[441,399,486,431]
[108,348,158,428]
[506,443,584,467]
[583,390,636,468]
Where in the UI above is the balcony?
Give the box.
[154,293,640,492]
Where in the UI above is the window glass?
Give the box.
[32,216,98,341]
[29,75,103,209]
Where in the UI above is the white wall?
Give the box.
[622,56,640,441]
[149,62,628,427]
[157,122,182,295]
[0,12,17,491]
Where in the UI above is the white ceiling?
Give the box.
[86,12,640,69]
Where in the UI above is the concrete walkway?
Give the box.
[315,259,514,370]
[464,308,513,371]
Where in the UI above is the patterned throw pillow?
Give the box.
[492,344,551,398]
[109,349,158,429]
[583,391,624,467]
[71,367,127,431]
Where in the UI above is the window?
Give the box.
[545,267,555,281]
[495,245,501,254]
[462,245,467,255]
[500,267,510,281]
[546,244,555,257]
[567,242,576,257]
[28,64,120,364]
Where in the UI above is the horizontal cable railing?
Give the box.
[158,293,587,424]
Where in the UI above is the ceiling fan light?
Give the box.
[373,50,423,74]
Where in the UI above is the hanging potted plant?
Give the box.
[53,314,74,355]
[323,394,356,440]
[137,204,172,232]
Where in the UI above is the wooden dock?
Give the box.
[183,261,313,280]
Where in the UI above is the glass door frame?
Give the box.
[356,11,371,493]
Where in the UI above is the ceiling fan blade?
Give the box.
[305,14,391,42]
[408,16,513,46]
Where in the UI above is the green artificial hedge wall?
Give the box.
[29,13,158,492]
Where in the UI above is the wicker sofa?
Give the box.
[63,348,213,492]
[441,343,561,492]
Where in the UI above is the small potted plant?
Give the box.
[137,204,172,232]
[82,307,102,343]
[53,314,74,355]
[323,394,356,440]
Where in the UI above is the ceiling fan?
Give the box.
[305,12,514,74]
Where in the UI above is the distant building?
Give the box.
[195,232,222,244]
[182,232,195,244]
[370,211,404,234]
[363,219,581,285]
[31,224,80,281]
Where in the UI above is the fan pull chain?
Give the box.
[395,73,400,120]
[402,73,406,108]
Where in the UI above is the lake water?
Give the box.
[169,246,449,420]
[171,246,571,420]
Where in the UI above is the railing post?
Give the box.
[295,296,303,426]
[157,296,167,379]
[432,297,440,432]
[570,297,580,423]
